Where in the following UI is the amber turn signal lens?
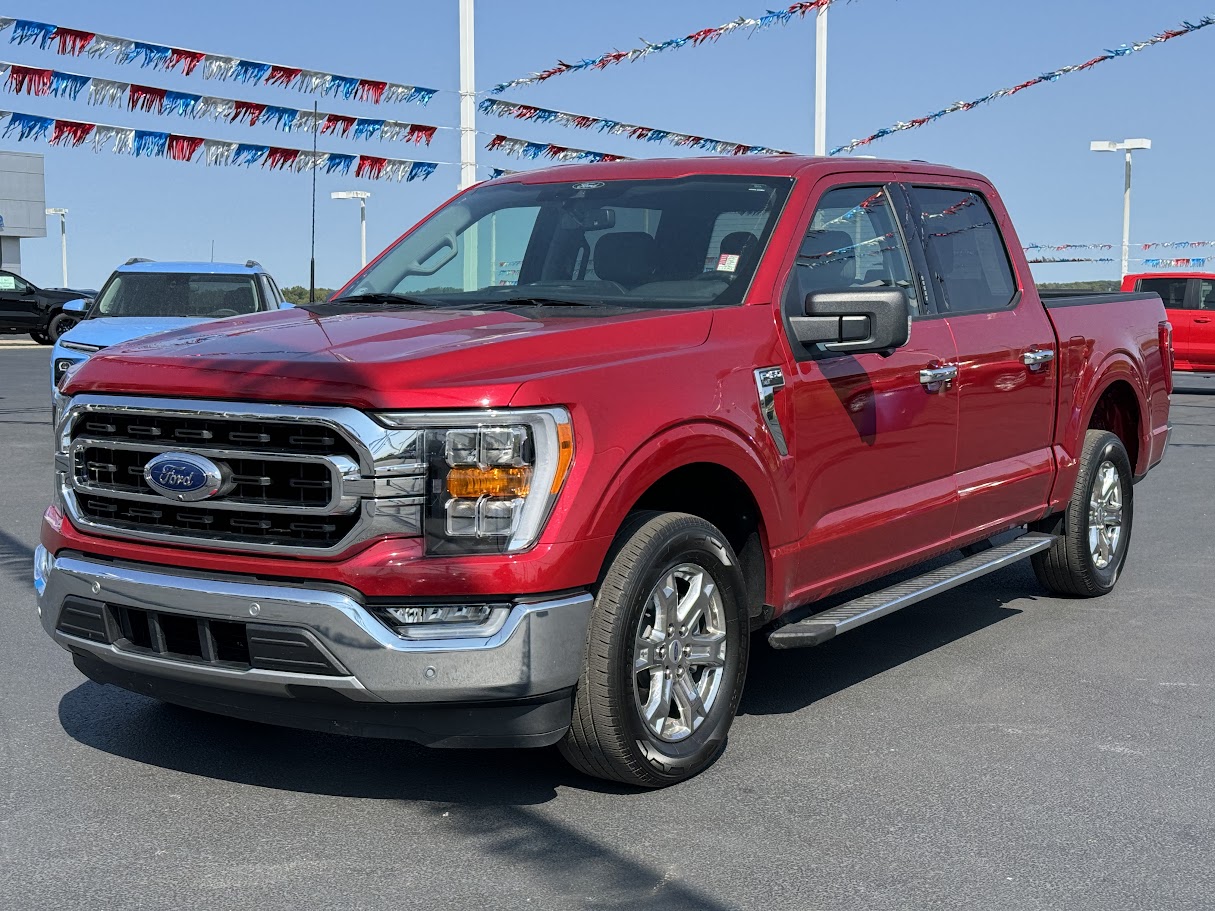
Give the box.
[551,422,574,494]
[446,466,532,498]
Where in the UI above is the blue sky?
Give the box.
[0,0,1207,289]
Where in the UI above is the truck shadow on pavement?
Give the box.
[54,563,1039,910]
[741,563,1037,717]
[0,526,34,590]
[58,687,732,908]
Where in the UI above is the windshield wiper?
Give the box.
[325,292,439,307]
[482,295,617,308]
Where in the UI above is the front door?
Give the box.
[0,271,39,328]
[779,181,960,601]
[909,185,1057,539]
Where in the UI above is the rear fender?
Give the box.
[1051,350,1152,510]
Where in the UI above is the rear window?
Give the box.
[914,187,1018,313]
[1136,277,1189,309]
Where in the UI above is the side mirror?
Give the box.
[791,289,911,355]
[279,300,296,309]
[62,298,90,314]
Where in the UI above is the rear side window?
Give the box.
[1198,280,1215,310]
[793,185,920,312]
[915,187,1017,312]
[1137,277,1190,309]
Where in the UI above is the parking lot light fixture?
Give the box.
[331,191,372,267]
[46,208,69,287]
[1090,139,1151,278]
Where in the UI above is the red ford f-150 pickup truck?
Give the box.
[37,157,1171,787]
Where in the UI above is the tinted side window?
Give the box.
[1137,277,1191,309]
[1199,279,1215,310]
[794,186,920,312]
[915,187,1017,312]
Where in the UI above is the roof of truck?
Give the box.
[115,261,267,274]
[498,155,989,186]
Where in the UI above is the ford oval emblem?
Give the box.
[144,452,226,502]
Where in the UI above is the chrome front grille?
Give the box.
[58,396,425,555]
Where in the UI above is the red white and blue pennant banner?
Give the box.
[1025,257,1116,264]
[1024,243,1114,253]
[832,16,1215,156]
[1143,257,1207,268]
[486,133,629,164]
[492,0,838,93]
[1141,240,1215,251]
[479,98,789,156]
[0,61,440,145]
[0,17,437,106]
[0,110,441,181]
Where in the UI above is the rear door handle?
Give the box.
[919,364,958,389]
[1195,317,1211,324]
[1022,348,1056,370]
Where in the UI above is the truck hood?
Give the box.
[65,304,715,410]
[57,317,209,350]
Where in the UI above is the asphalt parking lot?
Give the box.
[1,343,1212,911]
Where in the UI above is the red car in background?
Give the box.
[1122,272,1215,372]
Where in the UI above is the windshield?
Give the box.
[92,273,263,319]
[344,175,794,309]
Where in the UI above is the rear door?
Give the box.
[779,179,960,597]
[908,184,1057,540]
[1188,278,1215,368]
[1135,276,1193,366]
[0,271,40,328]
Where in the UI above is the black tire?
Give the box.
[560,511,750,788]
[29,330,51,345]
[1032,430,1134,597]
[46,312,77,343]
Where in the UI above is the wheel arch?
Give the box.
[585,421,794,618]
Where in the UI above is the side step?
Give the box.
[767,532,1056,650]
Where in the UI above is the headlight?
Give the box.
[374,408,574,555]
[58,341,104,353]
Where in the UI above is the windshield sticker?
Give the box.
[716,254,740,273]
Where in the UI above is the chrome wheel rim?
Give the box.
[1088,460,1124,569]
[633,563,728,743]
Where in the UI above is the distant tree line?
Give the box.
[1036,280,1119,292]
[281,285,337,305]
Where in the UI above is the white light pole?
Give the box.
[814,6,827,156]
[46,207,68,286]
[1090,138,1151,278]
[459,0,477,189]
[331,191,371,267]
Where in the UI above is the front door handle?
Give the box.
[1022,348,1056,371]
[919,364,958,390]
[1195,317,1211,324]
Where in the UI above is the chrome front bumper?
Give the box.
[35,547,593,706]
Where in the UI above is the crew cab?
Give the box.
[51,259,291,390]
[36,157,1171,787]
[0,268,94,344]
[1122,271,1213,372]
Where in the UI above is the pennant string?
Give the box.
[479,97,788,156]
[832,16,1215,155]
[0,110,443,182]
[4,17,439,104]
[0,59,442,145]
[492,0,837,93]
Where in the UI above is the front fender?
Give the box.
[576,420,795,604]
